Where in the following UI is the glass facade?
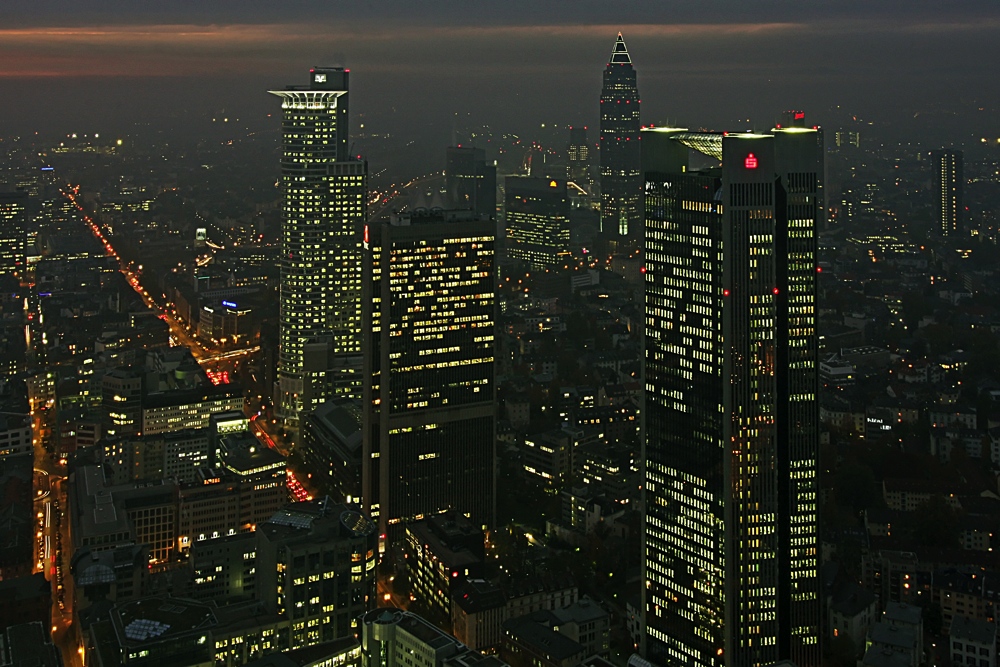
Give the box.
[0,192,27,277]
[505,176,571,269]
[644,131,821,667]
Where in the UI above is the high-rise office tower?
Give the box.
[567,126,591,186]
[0,191,27,277]
[642,125,822,667]
[270,68,367,429]
[932,149,963,237]
[445,146,497,220]
[599,33,641,244]
[505,176,570,269]
[362,209,496,547]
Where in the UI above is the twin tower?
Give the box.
[271,34,824,667]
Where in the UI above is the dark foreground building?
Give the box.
[362,208,496,548]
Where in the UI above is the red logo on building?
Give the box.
[745,153,758,169]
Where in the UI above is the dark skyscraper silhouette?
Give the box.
[931,148,964,237]
[362,209,497,547]
[445,146,497,220]
[642,126,822,667]
[599,33,641,245]
[567,126,591,186]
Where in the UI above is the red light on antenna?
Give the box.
[745,153,758,169]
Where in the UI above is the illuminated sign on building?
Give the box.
[744,153,758,169]
[222,301,237,309]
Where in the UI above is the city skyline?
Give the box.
[2,6,999,144]
[3,9,1000,667]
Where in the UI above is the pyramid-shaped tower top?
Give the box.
[610,32,632,65]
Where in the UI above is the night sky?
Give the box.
[2,1,998,140]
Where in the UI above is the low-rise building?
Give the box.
[0,413,31,460]
[406,512,485,620]
[451,578,578,652]
[1,621,60,667]
[256,499,378,648]
[100,429,212,485]
[359,608,508,667]
[950,615,996,667]
[500,600,609,667]
[299,400,362,504]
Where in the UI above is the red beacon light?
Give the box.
[723,289,731,297]
[745,153,758,169]
[772,287,780,295]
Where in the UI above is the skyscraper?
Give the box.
[932,149,963,236]
[643,126,822,667]
[505,176,571,269]
[567,126,591,186]
[270,68,367,429]
[0,191,27,278]
[445,146,497,220]
[600,33,641,244]
[362,208,496,547]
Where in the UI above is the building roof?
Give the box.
[862,645,913,667]
[502,613,585,661]
[870,623,917,650]
[306,399,362,454]
[950,615,996,646]
[242,636,359,667]
[362,608,461,652]
[407,511,483,570]
[0,572,50,605]
[259,499,375,548]
[550,597,606,625]
[609,33,631,65]
[453,579,507,614]
[110,596,217,647]
[219,431,285,475]
[4,621,60,667]
[883,601,923,626]
[830,581,876,617]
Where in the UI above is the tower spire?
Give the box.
[610,32,631,65]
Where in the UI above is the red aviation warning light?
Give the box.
[745,153,758,169]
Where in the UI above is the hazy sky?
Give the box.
[2,1,998,139]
